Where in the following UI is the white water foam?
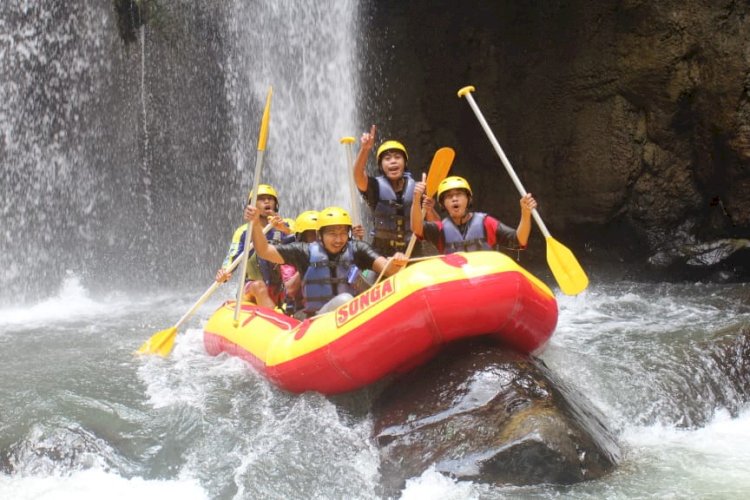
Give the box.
[617,405,750,496]
[0,467,208,500]
[0,273,115,327]
[137,327,251,410]
[399,465,478,500]
[0,272,189,329]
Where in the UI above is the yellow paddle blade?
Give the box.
[136,327,178,357]
[425,147,455,196]
[545,236,589,296]
[257,87,273,151]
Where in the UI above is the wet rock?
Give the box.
[647,227,750,281]
[705,326,750,409]
[372,340,619,491]
[0,450,12,474]
[4,423,116,475]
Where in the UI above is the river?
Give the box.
[1,276,748,498]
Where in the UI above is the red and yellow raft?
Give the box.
[203,251,558,394]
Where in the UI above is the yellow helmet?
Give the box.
[376,140,408,163]
[317,206,352,230]
[294,210,319,234]
[437,176,472,203]
[248,184,279,208]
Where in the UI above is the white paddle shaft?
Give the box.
[461,90,551,239]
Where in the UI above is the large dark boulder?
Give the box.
[372,340,620,492]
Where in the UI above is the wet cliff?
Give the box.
[360,0,750,281]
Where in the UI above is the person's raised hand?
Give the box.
[414,172,427,198]
[360,124,376,152]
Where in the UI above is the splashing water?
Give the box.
[221,0,360,215]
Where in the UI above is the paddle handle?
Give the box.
[340,136,361,225]
[458,86,551,239]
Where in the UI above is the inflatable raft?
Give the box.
[203,251,558,394]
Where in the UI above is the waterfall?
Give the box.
[138,22,154,261]
[0,1,116,304]
[0,0,361,304]
[221,0,361,215]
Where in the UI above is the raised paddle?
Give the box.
[234,87,272,326]
[457,85,589,295]
[403,147,455,259]
[340,136,362,228]
[375,147,455,283]
[137,223,273,356]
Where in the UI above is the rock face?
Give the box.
[361,0,750,280]
[372,340,620,491]
[705,325,750,412]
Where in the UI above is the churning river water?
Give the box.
[1,274,748,499]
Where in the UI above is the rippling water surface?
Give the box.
[1,275,749,499]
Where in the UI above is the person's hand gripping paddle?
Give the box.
[375,147,455,284]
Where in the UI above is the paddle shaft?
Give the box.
[460,90,551,238]
[234,88,272,325]
[233,151,265,324]
[403,210,424,259]
[376,148,455,282]
[340,137,361,226]
[172,223,273,332]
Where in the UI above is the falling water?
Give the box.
[139,22,153,257]
[0,0,361,304]
[220,0,361,215]
[0,1,114,304]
